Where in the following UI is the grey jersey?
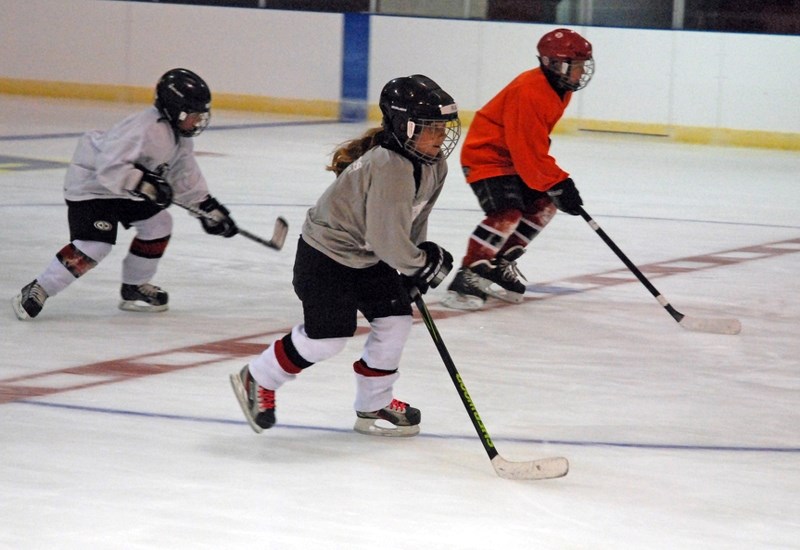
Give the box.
[63,106,209,206]
[302,146,447,276]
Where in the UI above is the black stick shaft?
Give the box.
[414,294,499,461]
[173,201,283,250]
[577,206,684,323]
[237,228,281,250]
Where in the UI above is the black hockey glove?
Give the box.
[197,195,238,238]
[404,241,453,296]
[131,169,173,208]
[546,177,583,216]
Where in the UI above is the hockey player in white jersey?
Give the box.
[12,68,237,320]
[230,75,461,437]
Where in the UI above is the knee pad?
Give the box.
[362,315,413,371]
[59,240,112,277]
[249,325,349,390]
[524,197,557,228]
[288,324,349,365]
[128,210,172,259]
[472,176,527,213]
[132,209,173,241]
[469,209,523,255]
[129,235,170,259]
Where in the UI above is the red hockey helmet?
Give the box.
[537,28,594,91]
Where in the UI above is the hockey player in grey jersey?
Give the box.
[230,75,461,437]
[12,68,237,320]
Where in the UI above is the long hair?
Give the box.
[326,127,384,176]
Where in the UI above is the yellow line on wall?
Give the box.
[2,79,797,151]
[557,118,800,151]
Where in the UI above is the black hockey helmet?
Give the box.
[154,68,211,137]
[379,74,461,164]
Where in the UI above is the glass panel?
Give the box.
[119,0,800,35]
[684,0,800,34]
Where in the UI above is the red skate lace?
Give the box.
[258,387,275,410]
[388,399,408,412]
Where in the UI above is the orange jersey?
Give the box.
[460,68,571,192]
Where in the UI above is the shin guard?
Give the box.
[501,197,556,252]
[463,208,522,266]
[56,243,98,278]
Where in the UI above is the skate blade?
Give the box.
[118,300,169,313]
[473,278,525,304]
[483,286,524,304]
[11,295,32,320]
[440,291,485,311]
[353,417,420,438]
[229,372,264,434]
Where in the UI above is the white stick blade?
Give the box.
[491,455,569,480]
[679,316,742,335]
[272,217,289,250]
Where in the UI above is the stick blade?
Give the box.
[270,216,289,250]
[679,315,741,335]
[491,455,569,480]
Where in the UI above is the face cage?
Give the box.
[176,110,210,138]
[552,58,595,92]
[402,118,461,165]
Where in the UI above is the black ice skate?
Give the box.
[11,280,48,320]
[229,365,276,433]
[354,398,421,437]
[119,283,169,312]
[441,264,489,310]
[478,246,527,304]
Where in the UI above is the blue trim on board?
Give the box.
[340,12,370,122]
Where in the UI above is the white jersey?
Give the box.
[302,145,447,276]
[63,106,209,206]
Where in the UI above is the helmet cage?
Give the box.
[541,57,595,92]
[402,115,461,164]
[175,111,210,138]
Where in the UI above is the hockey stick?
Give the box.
[173,201,288,251]
[413,292,569,480]
[577,206,741,335]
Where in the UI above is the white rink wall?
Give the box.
[1,0,798,146]
[0,1,342,105]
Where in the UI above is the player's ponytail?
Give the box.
[326,127,384,176]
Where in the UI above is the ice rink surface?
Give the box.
[1,96,799,549]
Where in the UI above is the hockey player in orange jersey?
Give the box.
[443,28,594,310]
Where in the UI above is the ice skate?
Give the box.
[119,283,169,312]
[229,365,276,433]
[441,264,489,310]
[354,398,421,437]
[476,246,527,304]
[12,280,48,320]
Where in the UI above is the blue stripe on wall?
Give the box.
[340,13,370,122]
